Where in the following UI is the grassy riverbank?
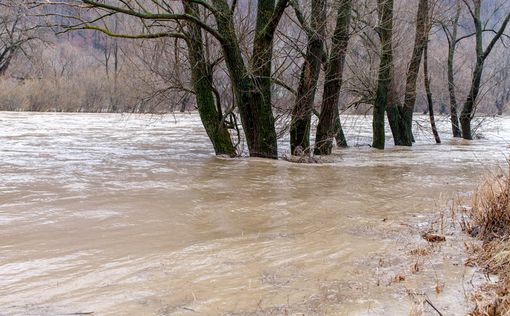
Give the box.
[462,164,510,315]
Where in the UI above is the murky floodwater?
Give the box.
[0,112,509,315]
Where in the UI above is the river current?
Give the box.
[0,112,509,315]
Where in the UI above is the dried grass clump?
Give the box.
[465,164,510,316]
[468,168,510,241]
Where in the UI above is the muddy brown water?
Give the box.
[0,112,509,315]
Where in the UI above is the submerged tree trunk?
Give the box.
[460,1,510,139]
[47,0,286,158]
[423,39,440,144]
[386,65,405,145]
[445,2,462,137]
[372,0,394,150]
[184,2,236,156]
[290,0,326,155]
[460,62,483,140]
[460,0,483,140]
[334,107,347,147]
[211,0,287,158]
[314,0,352,155]
[400,0,428,146]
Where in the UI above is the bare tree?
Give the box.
[314,0,352,155]
[372,0,394,149]
[289,0,326,155]
[41,0,291,158]
[183,1,236,156]
[0,1,39,76]
[423,31,441,144]
[400,0,429,146]
[459,0,510,139]
[440,0,463,137]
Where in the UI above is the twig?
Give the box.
[425,298,443,316]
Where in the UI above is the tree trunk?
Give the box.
[460,0,484,140]
[446,2,462,137]
[400,0,428,146]
[372,0,394,150]
[184,2,236,156]
[314,0,352,155]
[211,0,286,158]
[460,0,510,140]
[460,62,483,140]
[334,106,348,147]
[386,66,405,145]
[0,51,13,76]
[423,39,441,144]
[290,0,326,155]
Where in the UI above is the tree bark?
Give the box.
[184,2,236,156]
[386,65,405,145]
[400,0,428,146]
[446,2,462,137]
[460,62,483,140]
[423,38,440,144]
[314,0,352,155]
[372,0,394,150]
[46,0,287,158]
[0,50,14,76]
[460,1,510,139]
[290,0,326,155]
[334,107,347,148]
[211,0,287,158]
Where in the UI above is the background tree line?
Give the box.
[0,0,509,158]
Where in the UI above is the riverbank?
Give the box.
[461,165,510,315]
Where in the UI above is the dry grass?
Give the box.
[463,163,510,316]
[468,169,510,241]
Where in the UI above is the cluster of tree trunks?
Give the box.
[459,0,510,140]
[40,0,510,159]
[289,0,352,156]
[374,0,509,146]
[376,0,428,148]
[211,0,285,158]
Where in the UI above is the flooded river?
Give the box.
[0,112,509,315]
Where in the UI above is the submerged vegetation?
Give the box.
[0,0,509,158]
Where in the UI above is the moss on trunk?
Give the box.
[184,2,236,156]
[314,0,352,155]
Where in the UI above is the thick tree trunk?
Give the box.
[460,62,483,140]
[314,0,352,155]
[211,0,286,158]
[386,66,405,145]
[386,106,403,145]
[446,3,462,137]
[372,0,394,150]
[290,0,326,155]
[184,2,236,156]
[423,39,441,144]
[400,0,428,146]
